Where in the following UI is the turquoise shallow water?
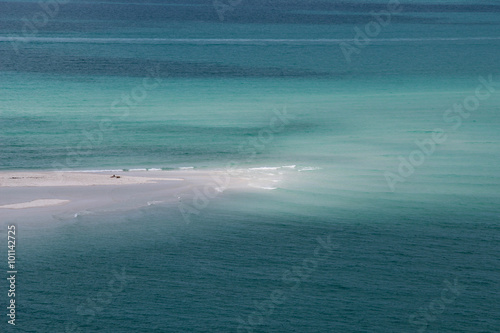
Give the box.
[1,0,500,332]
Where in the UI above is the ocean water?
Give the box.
[1,0,500,332]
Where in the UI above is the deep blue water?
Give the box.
[1,0,499,332]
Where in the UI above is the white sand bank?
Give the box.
[0,172,183,187]
[0,170,253,224]
[0,199,70,209]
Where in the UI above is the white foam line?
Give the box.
[55,168,163,173]
[147,201,164,206]
[299,167,322,172]
[60,169,123,173]
[248,184,278,190]
[249,167,280,171]
[1,37,500,44]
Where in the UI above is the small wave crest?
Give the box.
[74,210,93,218]
[299,167,322,172]
[248,184,278,190]
[147,201,164,206]
[248,167,280,171]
